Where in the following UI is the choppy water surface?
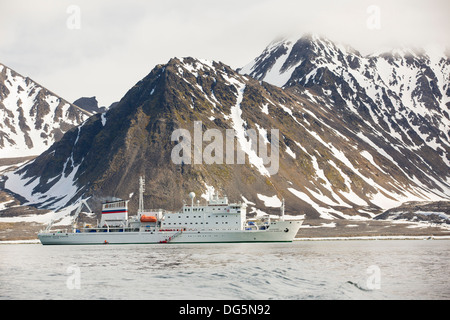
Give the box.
[0,240,449,299]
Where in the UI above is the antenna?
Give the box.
[189,192,195,211]
[281,198,285,221]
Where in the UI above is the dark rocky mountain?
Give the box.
[4,57,310,215]
[73,97,107,114]
[0,63,92,160]
[3,42,449,222]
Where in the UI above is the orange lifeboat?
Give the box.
[140,215,157,223]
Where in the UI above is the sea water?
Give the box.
[0,240,448,300]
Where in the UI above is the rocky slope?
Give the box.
[375,201,450,225]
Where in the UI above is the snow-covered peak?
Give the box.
[240,33,361,88]
[240,37,298,87]
[0,63,92,159]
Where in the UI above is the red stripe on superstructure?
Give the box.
[102,210,128,214]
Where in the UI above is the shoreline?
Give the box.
[1,235,450,245]
[295,235,450,241]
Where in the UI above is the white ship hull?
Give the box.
[38,220,302,245]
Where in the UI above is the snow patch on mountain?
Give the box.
[0,63,91,158]
[4,157,83,210]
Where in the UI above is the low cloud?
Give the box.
[1,0,448,106]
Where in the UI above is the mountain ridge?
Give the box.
[240,34,450,193]
[1,35,449,225]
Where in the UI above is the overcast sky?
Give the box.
[1,0,449,107]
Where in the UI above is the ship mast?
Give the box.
[139,176,145,214]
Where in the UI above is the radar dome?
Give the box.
[189,192,196,199]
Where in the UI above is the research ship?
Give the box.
[38,177,303,245]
